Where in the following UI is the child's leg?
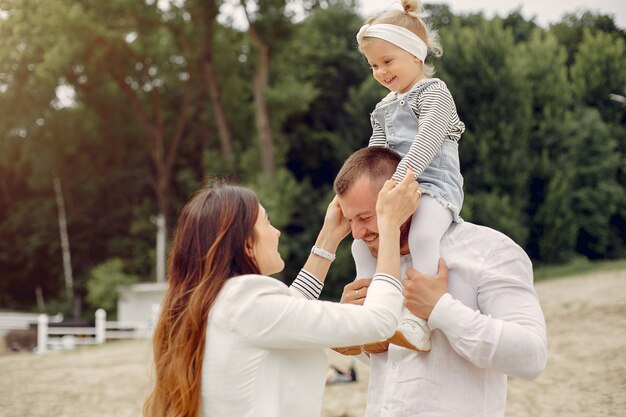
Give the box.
[391,195,452,352]
[351,239,377,278]
[408,195,453,274]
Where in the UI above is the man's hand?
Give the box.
[403,259,449,319]
[340,278,372,306]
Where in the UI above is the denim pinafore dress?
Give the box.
[370,79,464,222]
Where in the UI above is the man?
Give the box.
[333,147,547,417]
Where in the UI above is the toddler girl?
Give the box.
[354,0,464,353]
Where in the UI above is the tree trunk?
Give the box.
[52,174,74,306]
[153,147,170,283]
[200,8,236,170]
[155,213,166,283]
[240,1,276,181]
[108,54,191,281]
[252,41,275,180]
[35,286,45,311]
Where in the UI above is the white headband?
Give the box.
[356,23,428,62]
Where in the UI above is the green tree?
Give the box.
[516,29,577,261]
[570,29,626,258]
[284,2,368,182]
[190,0,236,171]
[568,109,622,258]
[570,29,626,116]
[237,0,296,181]
[2,0,626,313]
[502,8,539,43]
[278,2,368,295]
[86,258,139,317]
[550,10,626,66]
[0,0,159,308]
[437,18,533,244]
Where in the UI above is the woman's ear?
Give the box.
[244,238,255,260]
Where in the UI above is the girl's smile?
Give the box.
[361,38,425,94]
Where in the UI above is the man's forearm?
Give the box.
[429,293,547,379]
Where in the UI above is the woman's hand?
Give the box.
[304,196,350,282]
[320,195,351,245]
[375,169,420,230]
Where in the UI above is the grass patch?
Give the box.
[534,258,626,281]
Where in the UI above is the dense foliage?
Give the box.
[1,0,624,314]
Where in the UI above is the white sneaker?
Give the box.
[388,318,431,352]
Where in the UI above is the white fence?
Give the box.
[36,306,160,354]
[0,311,63,336]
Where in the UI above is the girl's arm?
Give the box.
[369,118,387,147]
[392,82,458,182]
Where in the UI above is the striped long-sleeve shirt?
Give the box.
[369,78,465,182]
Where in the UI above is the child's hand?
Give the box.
[376,169,420,230]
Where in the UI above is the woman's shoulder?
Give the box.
[222,274,290,297]
[210,274,291,327]
[212,275,291,321]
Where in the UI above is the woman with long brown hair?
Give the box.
[143,171,419,417]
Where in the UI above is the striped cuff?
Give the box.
[290,269,324,300]
[372,273,403,293]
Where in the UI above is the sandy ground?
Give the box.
[1,269,625,417]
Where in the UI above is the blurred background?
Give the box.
[1,0,625,322]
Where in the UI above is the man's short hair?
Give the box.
[333,147,401,196]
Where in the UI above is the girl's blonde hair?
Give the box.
[361,0,442,77]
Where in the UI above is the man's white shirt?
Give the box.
[352,221,547,417]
